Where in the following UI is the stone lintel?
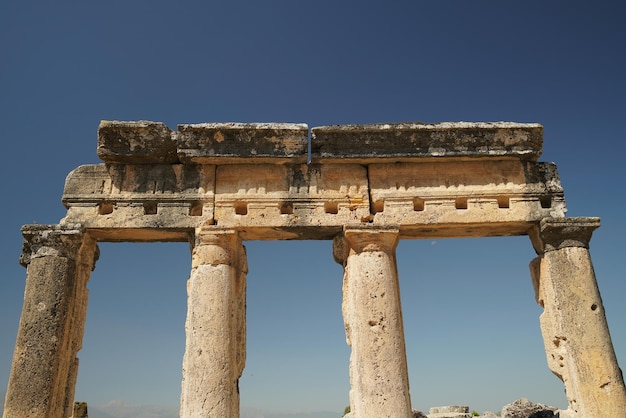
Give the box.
[238,225,344,241]
[60,161,568,240]
[62,164,215,207]
[20,224,85,267]
[61,163,215,232]
[85,227,193,243]
[369,160,566,231]
[96,121,544,165]
[72,219,570,243]
[63,122,568,242]
[310,122,543,163]
[530,216,600,253]
[213,163,371,231]
[397,221,535,240]
[177,122,309,164]
[97,120,177,164]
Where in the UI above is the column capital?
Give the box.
[19,223,87,267]
[194,225,240,247]
[333,225,399,265]
[192,226,246,271]
[530,217,600,254]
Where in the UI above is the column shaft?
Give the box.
[180,228,247,418]
[334,227,412,418]
[62,235,98,418]
[530,218,626,417]
[3,225,97,418]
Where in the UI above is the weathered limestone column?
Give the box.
[180,227,247,418]
[3,224,98,418]
[529,217,626,417]
[333,226,412,418]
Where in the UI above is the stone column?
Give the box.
[3,224,98,418]
[180,227,247,418]
[333,226,412,418]
[529,217,626,417]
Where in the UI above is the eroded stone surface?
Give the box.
[500,398,557,418]
[311,122,543,163]
[63,122,568,241]
[180,229,247,418]
[62,163,214,241]
[177,122,309,164]
[214,163,370,239]
[428,405,471,418]
[529,218,626,417]
[5,121,626,418]
[335,227,412,418]
[4,226,98,418]
[72,402,88,418]
[369,160,565,239]
[97,120,177,164]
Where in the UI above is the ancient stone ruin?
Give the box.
[3,121,626,418]
[428,405,472,418]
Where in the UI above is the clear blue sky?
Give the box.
[1,2,625,416]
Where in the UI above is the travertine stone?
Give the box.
[529,217,598,253]
[428,405,471,417]
[214,163,370,239]
[369,160,565,239]
[529,218,626,417]
[97,120,177,164]
[500,397,557,418]
[6,120,626,417]
[177,122,308,164]
[311,122,543,163]
[180,227,247,418]
[427,412,471,418]
[429,406,469,413]
[334,226,412,418]
[3,225,98,418]
[63,122,566,240]
[62,235,98,418]
[62,163,215,241]
[72,402,88,418]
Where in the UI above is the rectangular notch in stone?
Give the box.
[310,122,543,163]
[177,123,309,164]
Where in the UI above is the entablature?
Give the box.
[60,120,566,242]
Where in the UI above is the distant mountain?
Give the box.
[87,402,339,418]
[89,401,178,418]
[265,412,339,418]
[242,408,340,418]
[0,398,339,418]
[84,406,117,418]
